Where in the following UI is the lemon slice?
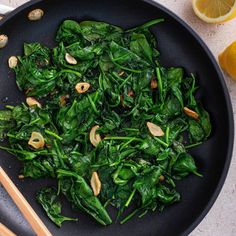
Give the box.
[219,41,236,80]
[192,0,236,23]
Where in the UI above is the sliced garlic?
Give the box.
[75,82,91,94]
[18,175,25,179]
[183,107,199,120]
[28,132,45,149]
[8,56,18,68]
[150,79,158,89]
[118,70,125,76]
[0,34,8,48]
[159,175,165,181]
[90,171,101,196]
[25,88,33,94]
[26,97,41,108]
[147,122,164,137]
[90,125,101,147]
[59,95,69,106]
[65,53,77,65]
[28,9,44,21]
[128,90,134,97]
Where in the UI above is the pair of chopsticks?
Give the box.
[0,167,52,236]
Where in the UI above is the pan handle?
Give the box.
[0,4,15,16]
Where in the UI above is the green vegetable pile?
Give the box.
[0,19,211,226]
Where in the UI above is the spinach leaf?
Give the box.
[80,21,123,42]
[189,119,205,142]
[56,20,82,45]
[37,187,77,227]
[109,41,150,73]
[130,33,153,63]
[57,169,112,225]
[172,153,201,178]
[0,18,211,226]
[133,166,162,205]
[155,185,180,204]
[0,110,15,139]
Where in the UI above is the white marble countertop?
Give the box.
[0,0,235,235]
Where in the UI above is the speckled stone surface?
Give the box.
[0,0,235,235]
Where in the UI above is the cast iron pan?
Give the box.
[0,0,234,235]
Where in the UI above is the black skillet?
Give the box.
[0,0,234,235]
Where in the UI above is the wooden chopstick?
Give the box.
[0,223,16,236]
[0,167,52,236]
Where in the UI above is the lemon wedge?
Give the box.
[219,41,236,80]
[192,0,236,23]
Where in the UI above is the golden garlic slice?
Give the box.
[150,79,158,89]
[65,53,77,65]
[89,125,101,147]
[0,35,8,48]
[183,107,199,120]
[26,97,41,108]
[75,82,91,94]
[147,122,164,137]
[90,171,101,196]
[28,9,44,21]
[28,132,45,149]
[8,56,18,68]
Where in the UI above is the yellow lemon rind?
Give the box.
[192,0,236,24]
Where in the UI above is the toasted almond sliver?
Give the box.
[28,132,45,149]
[28,9,44,21]
[75,82,91,94]
[8,56,18,68]
[26,97,41,108]
[147,122,164,137]
[90,171,101,196]
[90,125,101,147]
[65,53,77,65]
[183,107,199,120]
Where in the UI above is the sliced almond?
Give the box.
[8,56,18,68]
[75,82,90,94]
[150,79,158,89]
[90,171,101,196]
[65,53,77,65]
[26,97,41,108]
[147,122,164,137]
[0,34,8,48]
[28,9,44,21]
[90,125,101,147]
[28,132,45,149]
[183,107,199,120]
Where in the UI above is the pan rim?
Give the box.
[145,0,234,235]
[0,0,234,235]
